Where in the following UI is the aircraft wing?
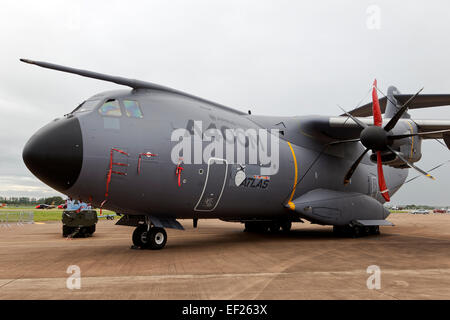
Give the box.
[330,117,450,137]
[328,117,450,147]
[411,120,450,139]
[344,94,450,117]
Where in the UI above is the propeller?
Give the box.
[339,79,437,202]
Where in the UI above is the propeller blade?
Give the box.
[376,151,390,202]
[405,160,450,184]
[389,129,450,140]
[329,138,361,146]
[372,79,383,127]
[386,146,436,180]
[383,87,424,132]
[338,105,368,129]
[344,148,369,185]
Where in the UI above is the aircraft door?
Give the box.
[194,158,228,212]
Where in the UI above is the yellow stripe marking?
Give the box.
[287,141,298,203]
[287,201,296,211]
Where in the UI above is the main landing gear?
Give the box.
[132,224,167,250]
[333,225,380,238]
[244,221,292,233]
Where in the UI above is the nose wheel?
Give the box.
[132,225,167,250]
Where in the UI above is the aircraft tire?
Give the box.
[148,227,167,250]
[244,222,268,233]
[269,223,281,233]
[352,225,362,238]
[132,225,151,248]
[281,221,292,233]
[335,225,375,238]
[244,222,258,232]
[369,226,380,235]
[333,225,347,237]
[363,226,371,236]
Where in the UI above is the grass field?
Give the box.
[0,208,116,222]
[0,208,432,222]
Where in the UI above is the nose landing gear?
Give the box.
[132,225,167,250]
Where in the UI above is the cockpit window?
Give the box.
[72,99,100,114]
[123,100,143,119]
[98,99,122,117]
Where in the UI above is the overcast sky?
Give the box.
[0,0,449,205]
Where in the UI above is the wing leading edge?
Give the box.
[344,94,450,117]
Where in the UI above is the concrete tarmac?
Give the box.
[1,213,450,299]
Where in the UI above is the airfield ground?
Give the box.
[0,213,450,300]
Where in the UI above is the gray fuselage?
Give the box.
[51,88,408,223]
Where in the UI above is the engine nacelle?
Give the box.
[290,189,390,226]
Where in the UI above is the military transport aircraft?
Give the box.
[21,59,450,249]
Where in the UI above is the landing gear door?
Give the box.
[194,158,228,212]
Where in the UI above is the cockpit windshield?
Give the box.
[123,100,144,118]
[71,98,144,119]
[98,99,122,116]
[72,100,100,114]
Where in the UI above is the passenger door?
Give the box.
[194,158,228,212]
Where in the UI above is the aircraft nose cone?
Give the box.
[23,117,83,192]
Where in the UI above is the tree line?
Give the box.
[0,196,65,206]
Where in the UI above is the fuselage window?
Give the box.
[74,99,100,113]
[123,100,143,118]
[98,99,122,117]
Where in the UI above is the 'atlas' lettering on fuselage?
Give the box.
[239,177,270,189]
